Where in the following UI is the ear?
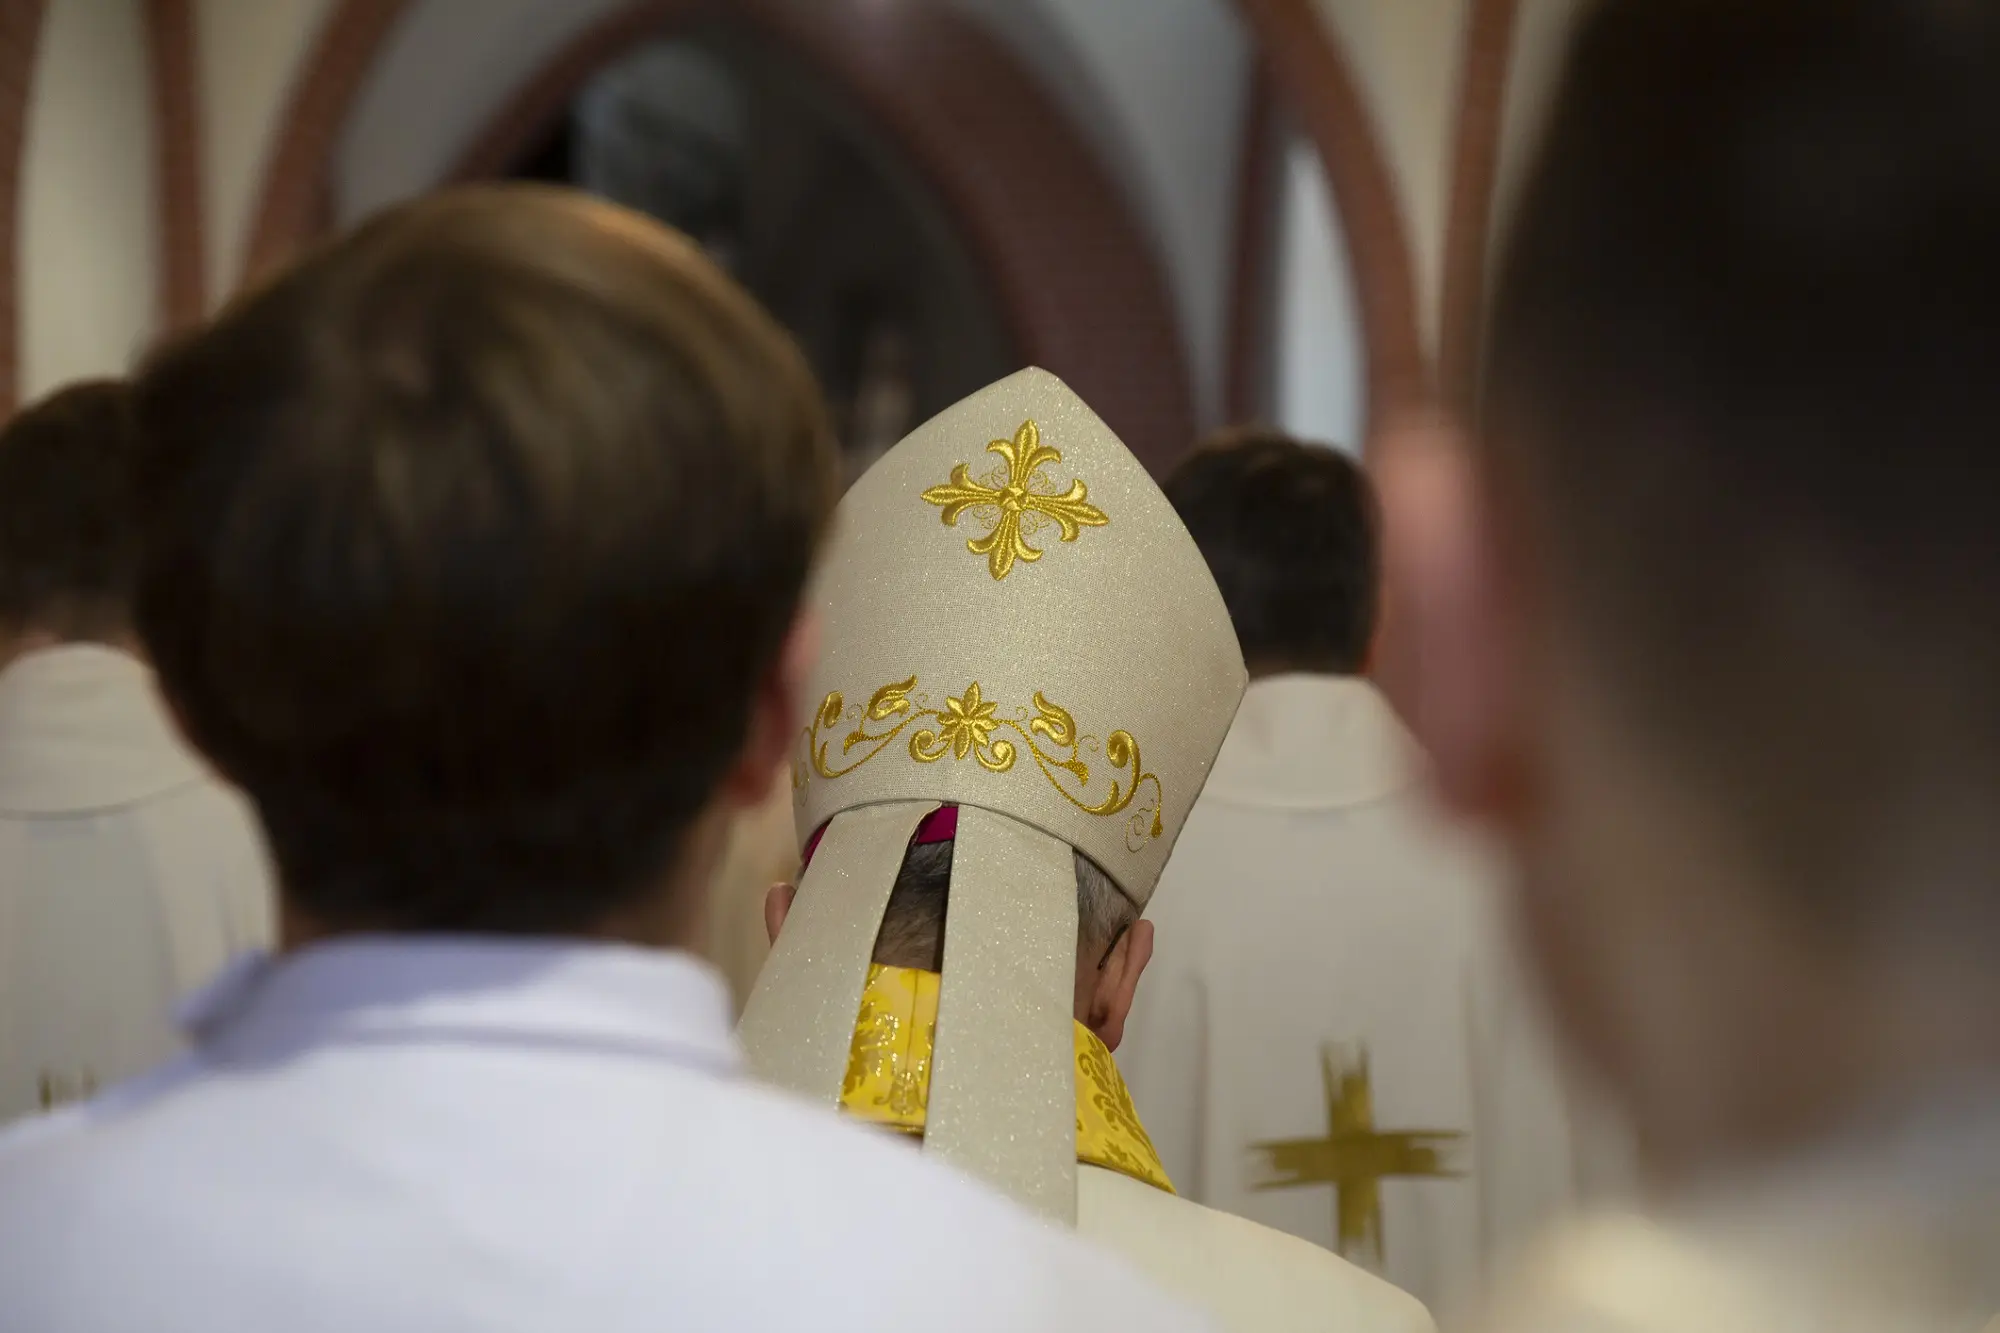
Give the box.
[1375,419,1523,821]
[718,611,819,811]
[763,881,798,945]
[1088,919,1155,1052]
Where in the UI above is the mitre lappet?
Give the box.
[738,367,1246,1222]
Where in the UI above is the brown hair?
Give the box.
[0,379,140,641]
[133,184,837,933]
[1164,427,1380,676]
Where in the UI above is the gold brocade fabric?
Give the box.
[841,963,1175,1195]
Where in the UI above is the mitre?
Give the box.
[738,367,1246,1222]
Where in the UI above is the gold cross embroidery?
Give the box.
[1251,1045,1463,1265]
[920,419,1108,580]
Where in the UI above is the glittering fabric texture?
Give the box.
[840,962,1176,1196]
[736,802,933,1103]
[790,367,1246,909]
[925,805,1081,1222]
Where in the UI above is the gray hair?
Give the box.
[871,836,1138,972]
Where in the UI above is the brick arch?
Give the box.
[242,0,1198,473]
[1231,0,1432,436]
[1439,0,1521,413]
[242,0,413,281]
[0,0,47,414]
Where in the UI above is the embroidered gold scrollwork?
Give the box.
[795,677,917,789]
[911,682,1016,772]
[921,420,1109,580]
[795,676,1165,849]
[1077,1035,1166,1169]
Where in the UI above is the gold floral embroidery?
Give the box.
[921,420,1109,580]
[839,963,1174,1194]
[882,1067,929,1118]
[842,974,933,1131]
[796,677,1165,850]
[1077,1034,1167,1169]
[843,993,901,1100]
[912,683,1012,772]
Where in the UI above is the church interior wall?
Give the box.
[195,0,331,306]
[332,0,626,227]
[324,0,1250,431]
[1269,138,1365,456]
[955,0,1253,428]
[1260,0,1584,437]
[19,0,159,400]
[1312,0,1468,362]
[0,0,1596,453]
[1489,0,1592,283]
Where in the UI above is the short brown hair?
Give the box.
[133,184,837,933]
[1165,428,1379,675]
[1488,0,2000,918]
[0,379,139,640]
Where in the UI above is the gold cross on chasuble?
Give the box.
[1251,1045,1463,1265]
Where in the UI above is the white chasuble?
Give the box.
[0,645,272,1126]
[1121,675,1630,1315]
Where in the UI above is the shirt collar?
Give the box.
[1201,673,1424,810]
[181,936,742,1078]
[0,644,211,814]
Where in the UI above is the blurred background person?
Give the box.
[1385,2,2000,1330]
[1123,428,1596,1315]
[0,379,270,1127]
[0,186,1212,1333]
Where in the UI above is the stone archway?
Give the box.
[241,0,1202,472]
[0,0,47,413]
[241,0,412,281]
[1230,0,1431,435]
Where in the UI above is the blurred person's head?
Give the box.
[765,810,1151,1049]
[0,380,141,665]
[1383,0,2000,1179]
[1165,428,1381,679]
[132,184,836,948]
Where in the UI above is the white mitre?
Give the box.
[738,366,1246,1222]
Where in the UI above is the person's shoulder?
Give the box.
[0,1102,93,1167]
[0,1055,212,1274]
[130,776,274,901]
[1078,1167,1432,1333]
[678,1079,1215,1330]
[0,1055,205,1171]
[1469,1207,1926,1333]
[1471,1211,1746,1333]
[143,771,263,840]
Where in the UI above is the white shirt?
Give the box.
[1475,1085,2000,1333]
[0,644,272,1124]
[0,938,1218,1333]
[1122,676,1616,1315]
